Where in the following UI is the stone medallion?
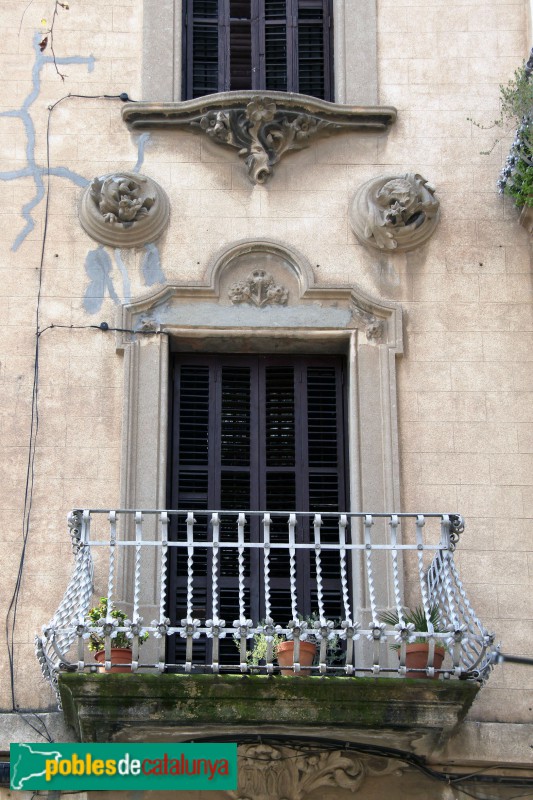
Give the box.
[350,172,439,251]
[79,171,170,247]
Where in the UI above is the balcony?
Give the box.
[36,509,496,747]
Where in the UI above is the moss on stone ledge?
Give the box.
[59,673,479,744]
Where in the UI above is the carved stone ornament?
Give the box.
[228,270,289,307]
[227,743,404,800]
[79,171,170,247]
[122,91,397,185]
[350,173,440,252]
[351,302,385,342]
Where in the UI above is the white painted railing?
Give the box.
[36,509,496,703]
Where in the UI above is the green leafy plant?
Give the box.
[86,597,148,653]
[237,614,341,667]
[245,628,284,666]
[469,56,533,208]
[378,604,446,650]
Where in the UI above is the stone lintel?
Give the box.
[59,673,478,752]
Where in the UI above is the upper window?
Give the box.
[183,0,333,100]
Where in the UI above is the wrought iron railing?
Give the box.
[36,509,496,703]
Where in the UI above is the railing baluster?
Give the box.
[237,512,246,624]
[339,514,351,622]
[415,514,436,675]
[339,514,354,675]
[237,513,249,672]
[389,515,406,674]
[186,511,195,623]
[211,512,220,673]
[130,512,143,672]
[314,514,324,620]
[263,513,271,622]
[184,511,196,673]
[107,511,117,615]
[288,513,298,621]
[364,515,377,622]
[364,515,382,673]
[262,513,275,672]
[158,511,169,672]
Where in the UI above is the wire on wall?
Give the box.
[4,90,134,721]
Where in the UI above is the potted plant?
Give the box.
[86,597,148,673]
[276,623,318,676]
[242,616,339,676]
[379,605,447,679]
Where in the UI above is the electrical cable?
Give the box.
[187,733,533,793]
[4,89,133,719]
[37,322,162,337]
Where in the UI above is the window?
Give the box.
[167,353,347,665]
[183,0,333,100]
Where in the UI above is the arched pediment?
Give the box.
[116,238,402,354]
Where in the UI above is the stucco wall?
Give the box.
[0,0,531,739]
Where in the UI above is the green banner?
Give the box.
[11,742,237,791]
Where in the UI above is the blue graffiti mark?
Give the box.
[114,248,131,304]
[132,132,150,173]
[0,33,94,250]
[83,246,119,313]
[141,242,165,286]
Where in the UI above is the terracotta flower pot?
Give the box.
[276,640,317,676]
[404,644,445,679]
[94,647,133,673]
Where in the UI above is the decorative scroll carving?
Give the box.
[228,270,289,307]
[122,92,397,185]
[79,171,169,248]
[351,302,385,342]
[229,744,404,800]
[350,173,440,252]
[199,97,338,184]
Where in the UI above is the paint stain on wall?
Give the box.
[0,36,167,312]
[83,246,119,313]
[0,33,94,251]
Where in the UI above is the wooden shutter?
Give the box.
[184,0,227,98]
[296,0,332,100]
[168,354,347,667]
[260,0,290,92]
[184,0,333,100]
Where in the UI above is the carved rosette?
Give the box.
[350,173,440,252]
[79,171,169,247]
[228,744,404,800]
[228,270,289,307]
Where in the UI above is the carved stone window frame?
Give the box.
[115,239,403,622]
[142,0,378,105]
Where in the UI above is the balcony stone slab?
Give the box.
[122,91,396,184]
[59,673,478,755]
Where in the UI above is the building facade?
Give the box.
[1,0,532,798]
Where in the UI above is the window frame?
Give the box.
[142,0,378,105]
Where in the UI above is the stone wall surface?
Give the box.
[0,0,531,751]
